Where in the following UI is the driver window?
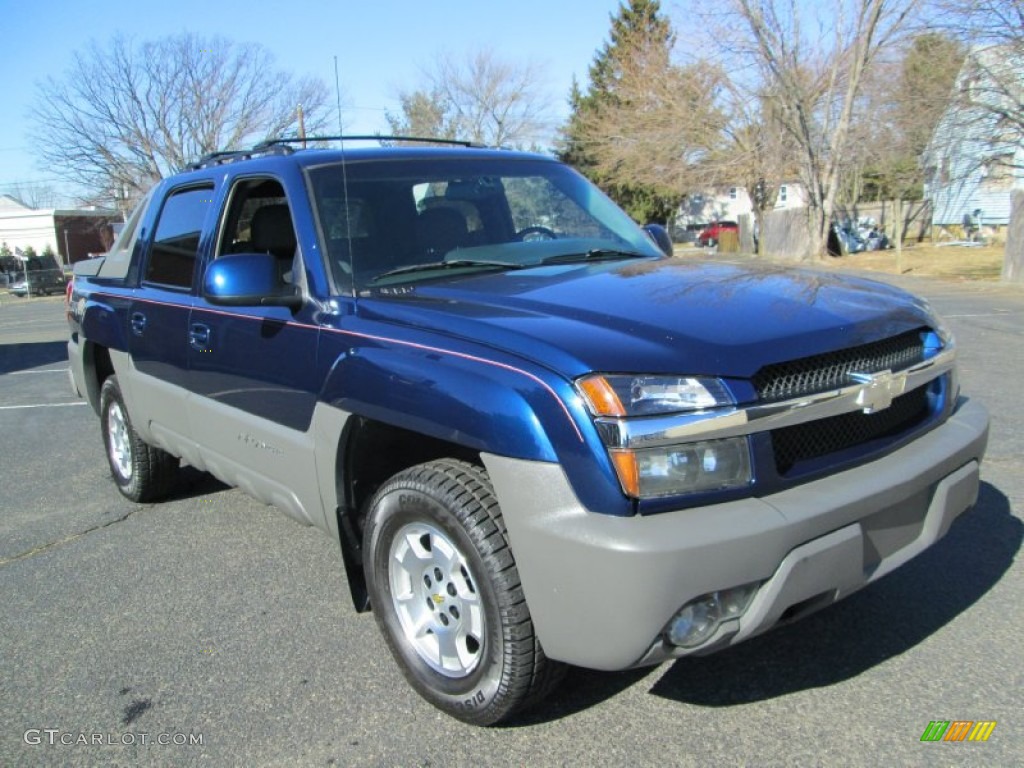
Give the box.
[218,178,299,283]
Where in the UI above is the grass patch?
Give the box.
[831,243,1004,280]
[674,242,1006,281]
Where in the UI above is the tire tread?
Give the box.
[365,458,565,725]
[100,376,178,503]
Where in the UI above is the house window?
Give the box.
[779,185,788,204]
[729,187,737,200]
[940,158,951,185]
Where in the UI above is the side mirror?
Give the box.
[203,252,302,309]
[643,223,673,257]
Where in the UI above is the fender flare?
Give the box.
[318,341,584,463]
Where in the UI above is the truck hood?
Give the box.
[358,258,936,380]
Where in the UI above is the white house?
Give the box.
[0,195,119,265]
[674,181,807,239]
[923,45,1024,231]
[675,185,754,230]
[772,181,809,210]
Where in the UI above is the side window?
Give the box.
[144,186,213,289]
[217,178,297,281]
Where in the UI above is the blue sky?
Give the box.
[0,0,626,203]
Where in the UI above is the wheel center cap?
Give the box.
[431,593,445,606]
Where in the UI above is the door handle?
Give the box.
[189,323,212,350]
[130,312,147,336]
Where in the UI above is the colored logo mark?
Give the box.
[920,720,997,742]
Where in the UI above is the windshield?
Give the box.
[306,156,662,290]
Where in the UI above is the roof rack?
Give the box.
[252,135,488,151]
[184,144,295,171]
[185,134,488,171]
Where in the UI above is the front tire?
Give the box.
[99,376,178,502]
[363,459,564,725]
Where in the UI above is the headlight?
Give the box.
[610,437,752,498]
[578,374,749,499]
[577,374,734,417]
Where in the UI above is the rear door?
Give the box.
[126,183,214,461]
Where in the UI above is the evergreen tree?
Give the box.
[559,0,679,222]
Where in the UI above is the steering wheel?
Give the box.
[516,226,558,242]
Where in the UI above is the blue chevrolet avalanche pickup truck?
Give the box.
[67,139,989,724]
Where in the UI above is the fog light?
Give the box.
[667,596,717,647]
[666,583,760,648]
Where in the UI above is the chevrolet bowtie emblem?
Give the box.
[849,369,908,413]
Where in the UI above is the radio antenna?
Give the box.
[334,56,344,134]
[333,56,356,295]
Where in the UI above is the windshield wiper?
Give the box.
[371,259,525,283]
[540,248,651,265]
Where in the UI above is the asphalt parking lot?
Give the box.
[1,278,1021,767]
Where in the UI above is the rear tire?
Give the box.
[363,459,564,725]
[99,376,178,502]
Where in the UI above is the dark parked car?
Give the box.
[7,253,66,296]
[697,220,738,247]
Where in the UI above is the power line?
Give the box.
[0,177,75,187]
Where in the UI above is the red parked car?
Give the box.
[697,220,738,247]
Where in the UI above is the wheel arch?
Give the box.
[81,341,115,416]
[333,415,482,613]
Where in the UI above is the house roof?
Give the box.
[0,194,118,220]
[0,194,33,213]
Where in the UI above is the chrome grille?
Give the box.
[753,329,926,402]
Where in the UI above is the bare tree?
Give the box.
[936,1,1024,161]
[940,0,1023,75]
[688,0,920,259]
[389,49,551,148]
[32,33,330,208]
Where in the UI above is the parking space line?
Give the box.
[7,368,70,375]
[944,311,1017,318]
[0,402,87,410]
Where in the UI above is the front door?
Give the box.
[186,176,323,526]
